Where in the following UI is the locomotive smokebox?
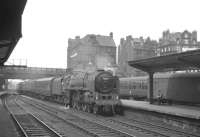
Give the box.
[95,71,114,94]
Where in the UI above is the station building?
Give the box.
[157,30,200,56]
[67,33,116,72]
[118,36,157,77]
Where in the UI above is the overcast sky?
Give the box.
[6,0,200,68]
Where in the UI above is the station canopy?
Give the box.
[0,0,27,65]
[128,49,200,73]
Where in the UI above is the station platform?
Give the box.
[0,92,18,137]
[121,99,200,120]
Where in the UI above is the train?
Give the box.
[119,76,147,100]
[18,70,123,115]
[119,72,200,105]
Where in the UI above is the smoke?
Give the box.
[96,53,115,69]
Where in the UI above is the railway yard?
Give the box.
[0,92,200,137]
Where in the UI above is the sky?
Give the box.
[6,0,200,68]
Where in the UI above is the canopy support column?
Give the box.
[148,72,154,104]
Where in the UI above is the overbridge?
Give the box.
[128,49,200,104]
[0,65,67,79]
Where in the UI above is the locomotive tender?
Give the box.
[119,72,200,105]
[18,70,122,115]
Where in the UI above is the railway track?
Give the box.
[71,108,200,137]
[107,118,200,137]
[19,95,200,137]
[4,95,62,137]
[19,96,141,137]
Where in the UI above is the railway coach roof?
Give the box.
[34,77,55,82]
[128,49,200,73]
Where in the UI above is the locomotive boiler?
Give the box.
[18,70,123,115]
[66,70,121,114]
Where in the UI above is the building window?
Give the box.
[193,40,196,44]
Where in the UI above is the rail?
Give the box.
[21,96,200,137]
[4,95,62,137]
[20,96,137,137]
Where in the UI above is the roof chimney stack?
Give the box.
[75,36,80,39]
[109,32,113,38]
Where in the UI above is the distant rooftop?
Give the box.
[68,32,116,48]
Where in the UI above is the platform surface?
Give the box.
[121,99,200,120]
[0,94,18,137]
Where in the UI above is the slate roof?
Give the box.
[68,34,116,48]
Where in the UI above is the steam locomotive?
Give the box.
[119,72,200,105]
[18,70,123,115]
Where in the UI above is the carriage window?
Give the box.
[130,82,136,89]
[84,73,88,79]
[139,82,142,88]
